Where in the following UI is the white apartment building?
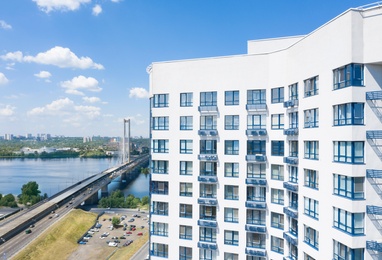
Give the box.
[148,3,382,260]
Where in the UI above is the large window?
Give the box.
[333,141,364,164]
[180,140,193,154]
[333,240,364,260]
[152,139,169,153]
[271,114,284,129]
[271,212,284,229]
[224,208,239,223]
[333,174,364,200]
[200,115,217,130]
[271,189,284,205]
[304,197,319,219]
[151,160,168,174]
[304,225,319,249]
[151,222,168,236]
[152,201,168,216]
[271,87,284,103]
[151,242,168,258]
[179,246,192,260]
[200,205,216,220]
[225,140,239,155]
[224,253,238,260]
[200,162,217,176]
[247,89,266,105]
[200,183,217,198]
[247,186,266,202]
[333,207,364,235]
[289,112,298,128]
[247,114,266,130]
[180,182,193,197]
[304,169,319,189]
[151,181,168,195]
[179,204,192,218]
[200,249,216,260]
[199,227,216,242]
[180,116,193,130]
[225,90,239,105]
[289,192,298,210]
[152,116,169,130]
[247,209,266,225]
[304,76,319,97]
[225,185,239,200]
[289,166,298,183]
[200,140,217,154]
[288,83,298,100]
[271,236,284,254]
[153,94,169,108]
[246,233,266,249]
[224,230,239,246]
[179,225,192,240]
[304,141,319,160]
[289,141,298,157]
[333,103,364,126]
[333,63,364,89]
[180,161,193,175]
[225,115,239,130]
[304,108,319,128]
[225,163,239,177]
[200,92,217,106]
[180,92,193,107]
[271,141,284,156]
[247,140,266,155]
[271,164,284,181]
[247,163,266,179]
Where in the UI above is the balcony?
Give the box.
[246,201,266,209]
[246,154,267,162]
[246,178,267,186]
[366,240,382,252]
[198,241,217,250]
[246,129,267,136]
[366,91,382,122]
[284,156,298,165]
[283,181,298,192]
[283,206,298,219]
[198,176,218,183]
[366,130,382,160]
[246,103,267,112]
[284,128,298,136]
[198,105,218,113]
[366,169,382,198]
[198,154,218,161]
[283,99,299,108]
[245,224,266,233]
[245,248,266,257]
[198,219,217,228]
[283,231,298,246]
[198,198,217,205]
[198,130,218,136]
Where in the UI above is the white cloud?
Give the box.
[0,20,12,30]
[33,0,91,13]
[129,87,149,99]
[83,96,101,103]
[61,75,102,96]
[111,0,122,2]
[74,105,100,119]
[0,105,15,116]
[34,70,52,79]
[0,72,9,85]
[92,4,102,16]
[1,51,23,62]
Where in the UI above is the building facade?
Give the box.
[149,4,382,260]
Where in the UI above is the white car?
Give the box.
[108,242,117,247]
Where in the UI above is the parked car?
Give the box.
[25,229,32,234]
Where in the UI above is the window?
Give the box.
[225,185,239,200]
[224,253,238,260]
[304,197,319,219]
[271,114,284,129]
[200,162,217,176]
[200,140,217,154]
[224,208,239,223]
[289,166,298,183]
[224,230,239,246]
[304,76,319,97]
[151,242,168,258]
[304,253,316,260]
[333,174,364,200]
[180,116,193,130]
[289,83,298,100]
[179,246,192,260]
[225,115,239,130]
[247,114,266,130]
[333,207,364,235]
[180,92,193,107]
[333,63,364,89]
[180,161,193,175]
[151,181,168,195]
[199,249,216,260]
[247,209,266,225]
[289,112,298,128]
[180,140,193,154]
[271,212,284,229]
[225,140,239,155]
[247,163,266,179]
[152,201,168,216]
[304,108,319,128]
[271,164,284,181]
[200,115,217,130]
[289,141,298,157]
[151,160,168,174]
[179,225,192,240]
[200,92,217,106]
[271,189,284,205]
[200,183,217,198]
[152,116,169,130]
[271,236,284,254]
[247,89,266,105]
[271,141,284,156]
[333,141,364,164]
[289,192,298,210]
[153,94,169,108]
[304,169,319,189]
[225,91,239,105]
[152,139,169,153]
[289,243,298,260]
[199,227,216,242]
[247,186,266,202]
[151,222,168,236]
[247,140,266,155]
[179,204,192,218]
[333,103,364,126]
[225,163,239,177]
[246,233,266,249]
[271,87,284,103]
[180,182,193,197]
[304,141,319,160]
[290,218,298,236]
[304,225,319,249]
[200,205,216,220]
[246,257,266,260]
[333,240,364,260]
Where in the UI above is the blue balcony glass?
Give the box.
[198,176,218,183]
[198,198,218,205]
[367,205,382,215]
[198,130,218,136]
[284,156,298,165]
[245,248,266,257]
[198,154,218,161]
[246,129,267,136]
[198,105,218,113]
[246,104,267,111]
[283,182,298,192]
[246,201,266,209]
[283,232,298,246]
[367,169,382,178]
[284,128,299,136]
[246,154,267,162]
[198,241,217,250]
[245,224,266,233]
[283,206,298,219]
[198,219,217,228]
[366,241,382,252]
[283,100,299,108]
[246,178,267,186]
[366,91,382,100]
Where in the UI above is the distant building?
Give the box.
[83,136,93,143]
[4,134,12,140]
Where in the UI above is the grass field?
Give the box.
[109,232,149,260]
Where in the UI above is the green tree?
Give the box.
[140,167,150,174]
[0,193,18,208]
[141,196,149,205]
[112,216,120,227]
[19,181,42,206]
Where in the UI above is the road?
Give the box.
[131,241,149,260]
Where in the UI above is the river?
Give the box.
[0,157,149,198]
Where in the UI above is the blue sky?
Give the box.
[0,0,375,137]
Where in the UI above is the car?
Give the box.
[132,214,138,217]
[30,224,35,228]
[137,232,143,236]
[119,236,126,239]
[78,241,87,245]
[25,229,32,234]
[48,216,52,219]
[128,218,135,222]
[123,227,127,231]
[108,242,117,247]
[83,237,90,240]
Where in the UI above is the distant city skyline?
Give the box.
[0,0,375,137]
